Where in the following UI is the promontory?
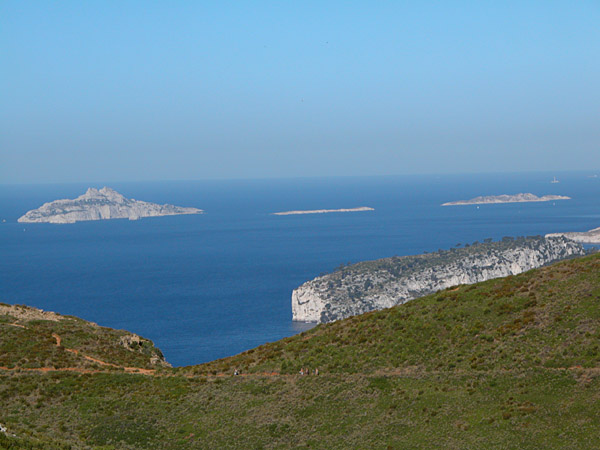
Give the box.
[18,187,203,224]
[442,193,570,206]
[546,226,600,244]
[292,236,586,323]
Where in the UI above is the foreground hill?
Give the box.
[2,254,600,449]
[0,303,170,373]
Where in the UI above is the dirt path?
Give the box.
[375,365,600,379]
[1,326,156,376]
[3,325,599,380]
[0,365,98,374]
[52,331,157,375]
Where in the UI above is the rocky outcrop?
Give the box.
[442,193,570,206]
[119,334,171,368]
[546,227,600,244]
[0,303,64,322]
[18,187,203,224]
[292,236,585,323]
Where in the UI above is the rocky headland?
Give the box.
[442,193,570,206]
[18,187,203,224]
[292,236,586,323]
[0,302,171,369]
[546,226,600,244]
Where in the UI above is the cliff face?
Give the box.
[546,227,600,244]
[292,236,586,323]
[18,187,203,224]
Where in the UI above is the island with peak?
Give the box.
[18,187,203,224]
[442,192,570,206]
[272,206,374,216]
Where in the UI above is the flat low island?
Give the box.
[442,193,570,206]
[272,206,374,216]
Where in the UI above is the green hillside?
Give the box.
[0,303,169,373]
[1,254,599,449]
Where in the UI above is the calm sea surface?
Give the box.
[1,172,598,366]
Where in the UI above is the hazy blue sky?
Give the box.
[2,1,599,183]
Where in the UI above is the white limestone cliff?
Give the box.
[546,227,600,244]
[292,236,585,323]
[18,187,203,224]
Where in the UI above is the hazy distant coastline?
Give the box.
[272,207,374,216]
[442,193,570,206]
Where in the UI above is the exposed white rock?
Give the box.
[0,303,64,322]
[442,193,570,206]
[546,227,600,244]
[292,236,585,323]
[18,187,203,224]
[273,207,374,215]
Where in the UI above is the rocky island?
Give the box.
[546,226,600,244]
[292,236,586,323]
[442,193,570,206]
[18,187,203,224]
[273,206,374,215]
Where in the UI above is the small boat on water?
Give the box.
[551,176,559,183]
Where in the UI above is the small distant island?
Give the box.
[442,193,570,206]
[18,187,203,224]
[546,226,600,244]
[272,206,374,216]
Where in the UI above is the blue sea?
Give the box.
[1,172,599,366]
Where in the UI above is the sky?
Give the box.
[1,1,599,184]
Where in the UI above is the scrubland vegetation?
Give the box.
[1,254,599,449]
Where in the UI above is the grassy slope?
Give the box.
[1,255,599,449]
[0,304,167,371]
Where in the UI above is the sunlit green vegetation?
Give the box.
[1,254,599,449]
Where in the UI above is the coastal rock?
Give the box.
[0,303,64,322]
[292,236,585,323]
[119,333,171,368]
[442,193,570,206]
[546,227,600,244]
[18,187,203,224]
